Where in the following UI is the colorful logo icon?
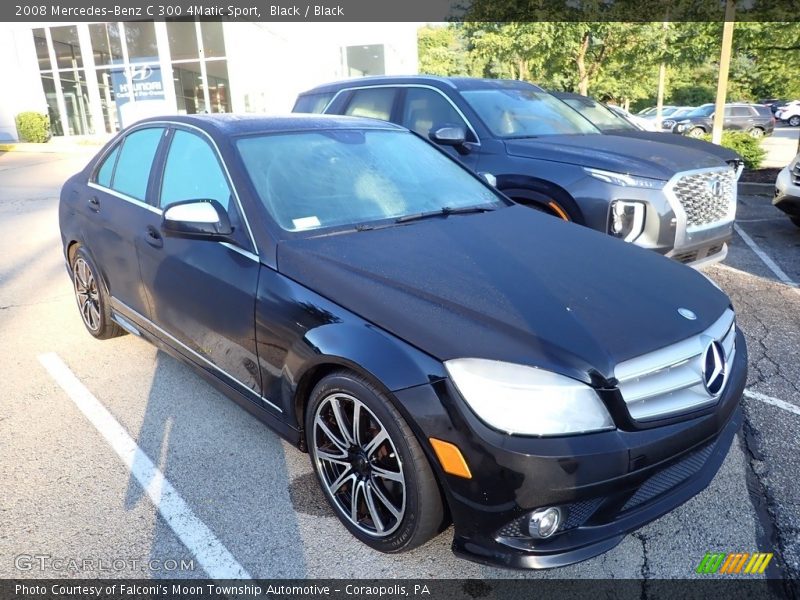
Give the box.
[696,552,773,574]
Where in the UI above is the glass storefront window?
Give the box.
[201,22,226,58]
[51,26,83,69]
[346,44,385,77]
[205,61,231,113]
[89,23,123,65]
[40,74,63,137]
[96,68,121,133]
[166,21,199,61]
[124,22,158,62]
[33,28,50,71]
[173,62,207,114]
[59,69,93,135]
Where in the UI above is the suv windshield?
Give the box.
[685,105,715,118]
[236,130,504,232]
[461,88,600,138]
[560,97,636,132]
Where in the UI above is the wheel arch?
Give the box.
[497,176,585,224]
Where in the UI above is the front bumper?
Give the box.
[394,330,747,570]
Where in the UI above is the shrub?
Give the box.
[700,131,766,170]
[15,112,50,143]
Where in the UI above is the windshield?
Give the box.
[461,88,600,137]
[236,130,503,232]
[561,97,636,132]
[685,105,715,118]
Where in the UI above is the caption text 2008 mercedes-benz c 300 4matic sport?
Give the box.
[59,115,746,569]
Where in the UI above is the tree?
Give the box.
[417,24,472,77]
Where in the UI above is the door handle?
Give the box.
[144,225,163,249]
[87,196,100,212]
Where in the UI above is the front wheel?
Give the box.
[306,371,443,553]
[687,127,706,138]
[788,115,800,127]
[748,127,765,139]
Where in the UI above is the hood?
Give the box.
[504,134,724,180]
[277,205,730,385]
[609,130,741,163]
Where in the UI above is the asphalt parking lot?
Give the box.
[0,150,798,585]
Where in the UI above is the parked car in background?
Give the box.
[551,92,657,132]
[775,101,800,127]
[552,92,743,175]
[60,113,747,570]
[774,153,800,227]
[668,103,775,138]
[641,106,692,127]
[296,76,739,267]
[760,99,789,114]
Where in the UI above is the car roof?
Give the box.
[132,113,406,136]
[299,75,543,95]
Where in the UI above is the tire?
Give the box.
[789,115,800,127]
[70,247,125,340]
[748,127,765,139]
[306,370,443,553]
[790,216,800,228]
[687,127,706,138]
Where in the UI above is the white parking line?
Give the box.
[734,224,799,290]
[745,389,800,418]
[37,352,252,580]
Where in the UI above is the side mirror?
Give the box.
[161,199,233,241]
[430,126,468,153]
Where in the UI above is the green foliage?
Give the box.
[417,22,800,108]
[15,112,50,143]
[700,132,766,170]
[670,85,716,106]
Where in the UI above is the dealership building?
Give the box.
[0,21,419,141]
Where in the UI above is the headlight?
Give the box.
[609,200,646,242]
[584,167,665,190]
[663,120,675,128]
[444,359,614,436]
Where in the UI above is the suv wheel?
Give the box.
[789,115,800,127]
[687,126,706,138]
[71,247,125,339]
[748,127,765,138]
[306,371,443,553]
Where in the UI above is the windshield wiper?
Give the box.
[395,205,496,224]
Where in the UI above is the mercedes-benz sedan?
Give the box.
[59,114,746,569]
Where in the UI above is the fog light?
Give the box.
[528,507,562,539]
[609,200,646,242]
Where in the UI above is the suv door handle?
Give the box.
[144,225,163,249]
[87,196,100,212]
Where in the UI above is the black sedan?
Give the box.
[59,114,746,569]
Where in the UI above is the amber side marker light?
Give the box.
[429,438,472,479]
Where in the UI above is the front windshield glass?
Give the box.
[236,130,503,232]
[562,97,636,132]
[462,88,600,137]
[685,105,715,117]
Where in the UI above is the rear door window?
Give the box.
[343,88,397,121]
[94,144,120,187]
[111,127,164,201]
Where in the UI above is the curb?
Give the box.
[738,182,774,197]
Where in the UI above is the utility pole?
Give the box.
[712,0,736,145]
[655,19,669,126]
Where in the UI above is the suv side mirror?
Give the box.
[430,126,468,152]
[161,199,233,241]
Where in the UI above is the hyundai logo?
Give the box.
[702,340,727,396]
[678,307,697,320]
[707,178,723,198]
[129,65,153,82]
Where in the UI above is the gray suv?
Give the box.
[295,76,738,267]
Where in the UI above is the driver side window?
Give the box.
[401,88,474,142]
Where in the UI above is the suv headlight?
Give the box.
[444,359,614,436]
[584,167,665,190]
[609,200,646,242]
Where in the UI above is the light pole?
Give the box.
[711,0,736,145]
